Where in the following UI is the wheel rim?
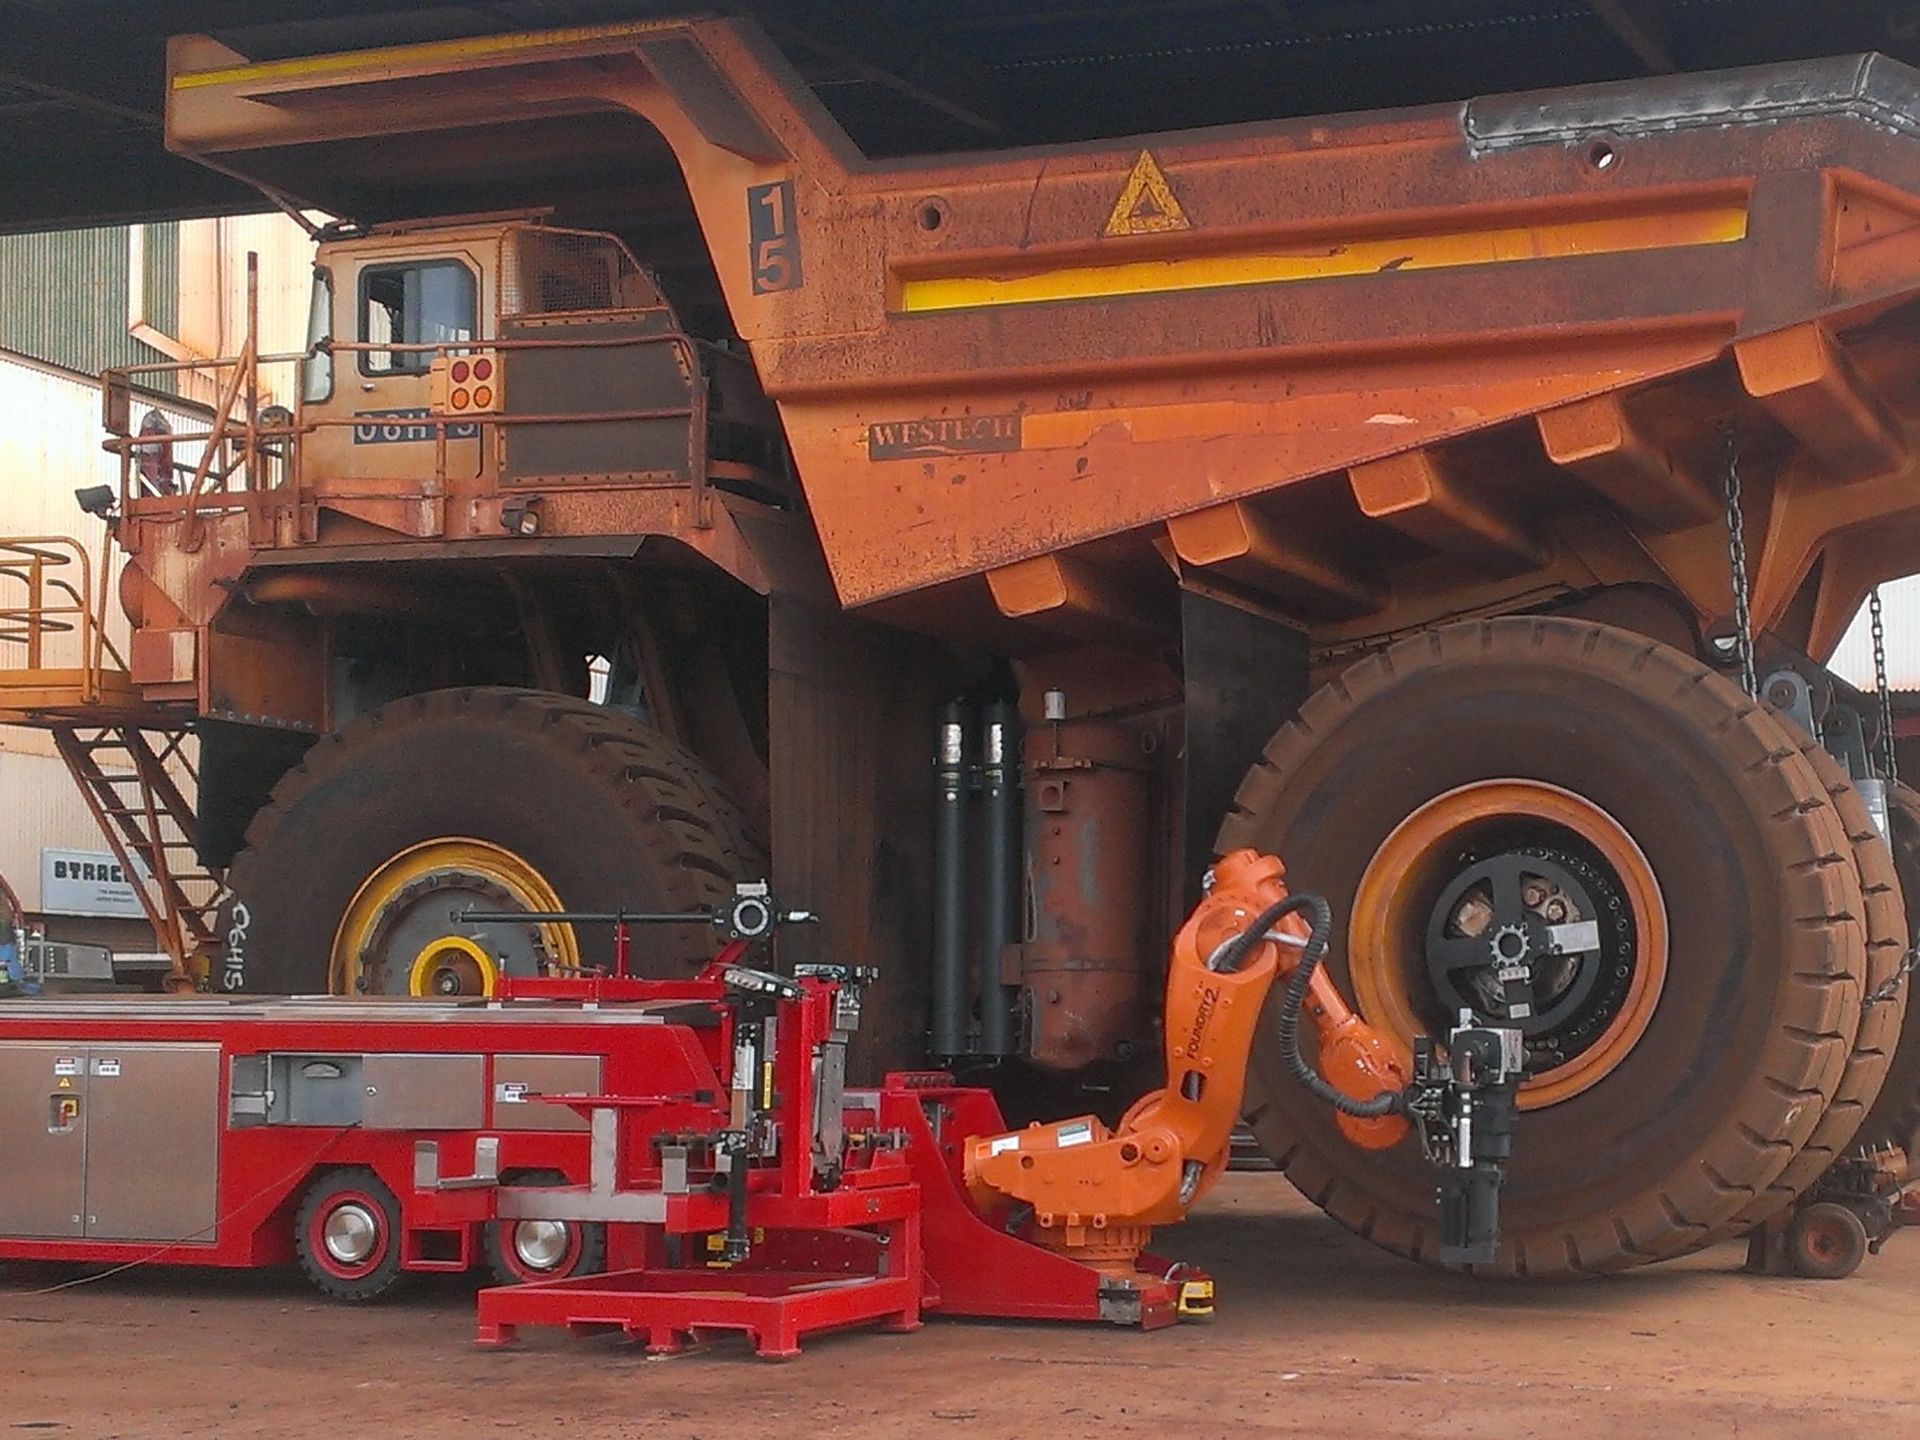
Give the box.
[408,936,500,998]
[311,1192,389,1279]
[331,838,577,996]
[511,1219,575,1274]
[1349,779,1669,1110]
[323,1203,379,1265]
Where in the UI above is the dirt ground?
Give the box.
[3,1173,1917,1440]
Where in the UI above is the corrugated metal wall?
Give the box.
[0,223,178,388]
[0,213,315,406]
[1831,574,1920,693]
[0,215,311,936]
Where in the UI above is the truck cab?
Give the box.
[93,212,790,781]
[272,215,788,547]
[303,223,488,488]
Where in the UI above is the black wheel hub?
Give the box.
[1423,838,1637,1072]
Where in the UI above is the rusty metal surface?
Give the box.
[87,212,787,731]
[1020,717,1153,1072]
[120,19,1920,677]
[19,17,1920,1036]
[767,592,956,1081]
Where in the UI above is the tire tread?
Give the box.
[1220,618,1866,1276]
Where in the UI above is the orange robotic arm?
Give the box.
[963,850,1411,1268]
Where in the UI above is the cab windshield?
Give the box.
[301,268,332,404]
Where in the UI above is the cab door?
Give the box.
[303,250,485,485]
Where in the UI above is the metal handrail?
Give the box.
[95,248,750,544]
[0,535,130,707]
[97,307,718,514]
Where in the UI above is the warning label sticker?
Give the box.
[1104,151,1190,237]
[1056,1120,1095,1148]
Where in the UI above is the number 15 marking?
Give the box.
[748,180,803,294]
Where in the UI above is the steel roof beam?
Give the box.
[745,0,1005,136]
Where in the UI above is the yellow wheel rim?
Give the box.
[331,838,577,997]
[407,935,500,998]
[1349,780,1668,1110]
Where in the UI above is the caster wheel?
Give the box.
[1787,1201,1869,1280]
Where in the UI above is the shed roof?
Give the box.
[2,1,1917,232]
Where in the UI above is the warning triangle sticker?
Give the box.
[1104,150,1189,237]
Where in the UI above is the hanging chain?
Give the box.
[1721,425,1758,698]
[1870,585,1899,785]
[1866,945,1920,1007]
[1864,586,1913,1006]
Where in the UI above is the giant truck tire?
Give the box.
[1728,740,1907,1230]
[1218,618,1867,1277]
[1858,780,1920,1150]
[217,687,762,996]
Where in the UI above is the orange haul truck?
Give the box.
[5,20,1920,1277]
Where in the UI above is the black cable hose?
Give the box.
[1209,892,1318,976]
[1217,890,1408,1119]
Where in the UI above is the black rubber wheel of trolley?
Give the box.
[1730,739,1907,1231]
[1787,1201,1869,1280]
[295,1168,407,1302]
[1218,618,1866,1277]
[217,688,762,995]
[1859,780,1920,1150]
[483,1171,607,1286]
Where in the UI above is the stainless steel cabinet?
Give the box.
[82,1044,220,1241]
[0,1041,219,1243]
[0,1044,87,1237]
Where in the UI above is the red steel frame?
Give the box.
[474,964,936,1357]
[470,981,1198,1356]
[880,1077,1190,1332]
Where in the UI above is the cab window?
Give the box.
[359,260,476,375]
